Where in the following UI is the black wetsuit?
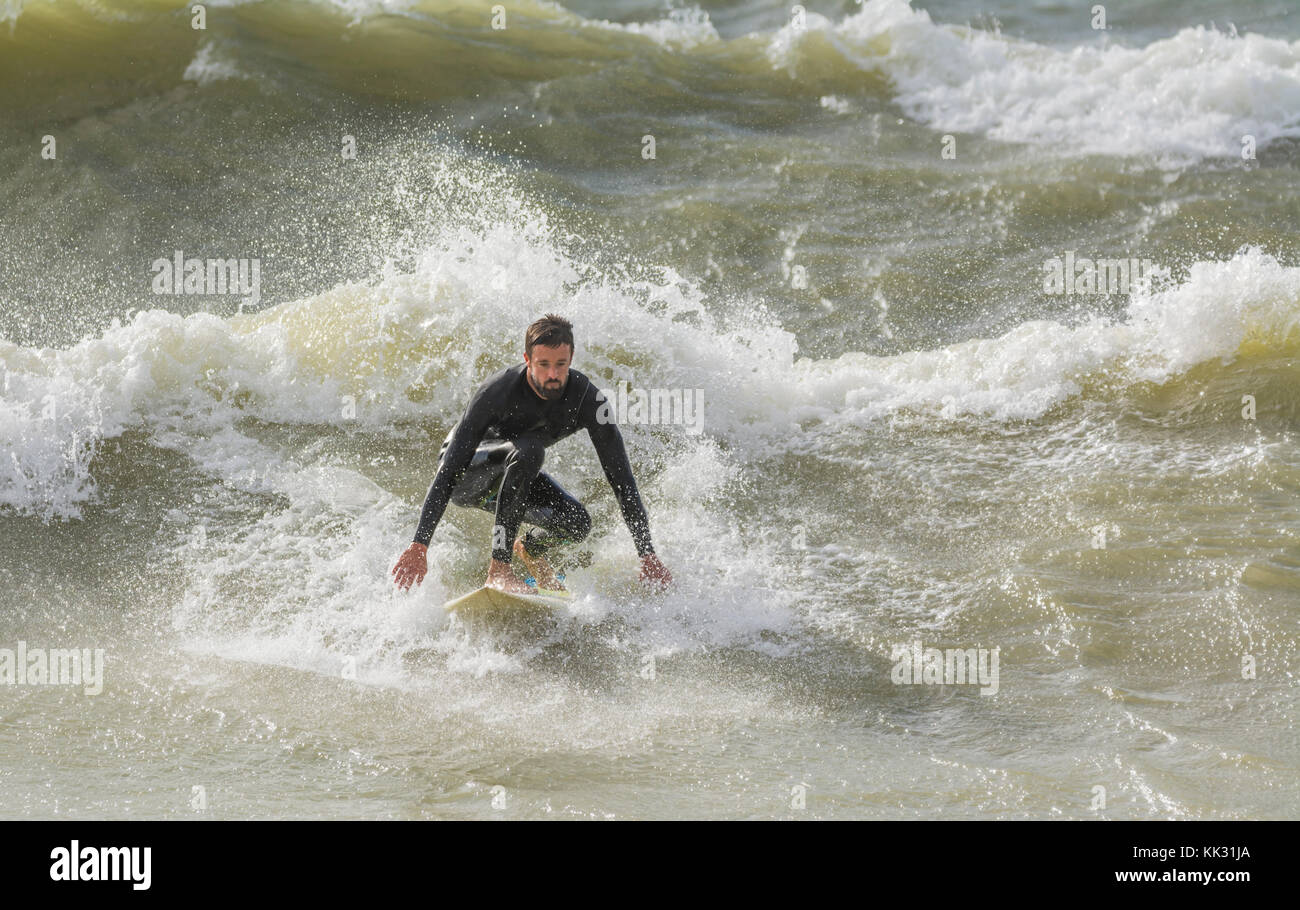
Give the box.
[412,363,655,564]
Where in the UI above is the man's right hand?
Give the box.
[392,542,429,590]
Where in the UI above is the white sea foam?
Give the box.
[768,0,1300,163]
[789,247,1300,431]
[183,42,249,85]
[0,0,22,28]
[603,4,719,51]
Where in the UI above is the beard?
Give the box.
[532,370,566,400]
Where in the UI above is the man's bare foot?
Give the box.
[485,557,535,595]
[513,540,566,591]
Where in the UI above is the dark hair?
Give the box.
[525,314,574,357]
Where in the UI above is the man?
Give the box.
[392,314,673,594]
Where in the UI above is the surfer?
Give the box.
[391,314,673,595]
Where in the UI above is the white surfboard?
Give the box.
[443,585,573,614]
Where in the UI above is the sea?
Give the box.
[1,0,1298,819]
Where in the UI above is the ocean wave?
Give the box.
[6,0,1297,164]
[769,0,1300,163]
[3,227,1296,521]
[789,247,1300,431]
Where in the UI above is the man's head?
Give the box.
[524,314,574,401]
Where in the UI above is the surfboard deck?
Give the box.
[444,585,573,614]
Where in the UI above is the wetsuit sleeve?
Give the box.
[411,380,496,546]
[586,389,655,557]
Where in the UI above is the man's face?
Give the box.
[525,343,572,401]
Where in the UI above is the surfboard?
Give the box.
[443,585,573,614]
